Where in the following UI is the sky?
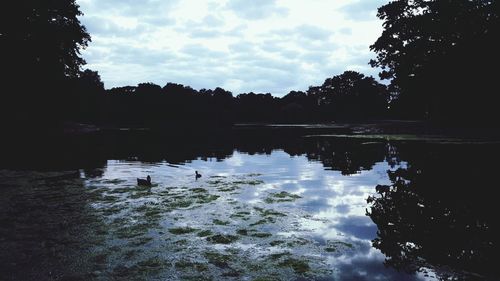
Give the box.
[77,0,390,97]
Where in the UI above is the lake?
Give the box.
[1,129,498,280]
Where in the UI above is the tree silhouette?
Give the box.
[308,71,388,120]
[366,144,500,280]
[370,0,499,122]
[1,0,91,128]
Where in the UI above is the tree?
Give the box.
[1,0,91,127]
[370,0,499,122]
[315,71,388,120]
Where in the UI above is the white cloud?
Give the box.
[77,0,390,96]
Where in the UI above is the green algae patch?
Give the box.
[251,232,272,238]
[250,217,276,226]
[207,180,224,185]
[264,191,301,203]
[167,199,193,209]
[100,205,123,216]
[129,236,153,246]
[124,249,140,259]
[269,240,286,246]
[268,252,291,260]
[279,258,310,274]
[236,229,248,236]
[213,219,230,225]
[114,224,150,239]
[137,257,164,268]
[175,260,209,272]
[204,252,231,268]
[254,207,286,217]
[190,188,207,193]
[194,194,220,204]
[222,269,242,277]
[252,277,281,281]
[108,187,135,194]
[197,230,213,237]
[168,227,198,235]
[230,211,251,220]
[217,185,239,192]
[286,238,310,247]
[206,234,239,244]
[103,179,127,184]
[325,241,354,252]
[232,179,264,185]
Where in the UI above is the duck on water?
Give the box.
[137,175,152,187]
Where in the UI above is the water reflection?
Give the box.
[367,143,500,280]
[1,132,498,280]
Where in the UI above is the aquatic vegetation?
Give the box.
[236,229,248,236]
[206,234,239,244]
[217,185,239,192]
[254,207,286,217]
[197,230,213,237]
[286,238,310,247]
[175,260,209,272]
[264,191,301,203]
[115,224,150,239]
[129,236,154,246]
[213,219,230,225]
[251,232,272,238]
[168,227,198,235]
[249,218,272,226]
[269,240,286,246]
[167,199,193,209]
[204,252,232,268]
[232,179,264,185]
[102,179,127,184]
[268,252,292,260]
[278,258,310,274]
[190,188,207,193]
[324,241,354,252]
[194,194,219,204]
[252,277,281,281]
[137,257,164,268]
[207,180,224,185]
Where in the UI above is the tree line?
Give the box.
[1,0,498,131]
[71,70,389,127]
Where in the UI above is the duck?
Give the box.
[137,175,152,186]
[195,171,202,180]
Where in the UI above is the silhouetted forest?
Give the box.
[367,142,500,280]
[1,0,498,133]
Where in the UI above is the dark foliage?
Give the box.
[1,1,91,130]
[370,0,499,123]
[92,71,389,128]
[367,143,500,280]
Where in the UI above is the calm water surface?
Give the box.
[1,134,498,280]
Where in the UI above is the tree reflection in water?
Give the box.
[367,144,499,280]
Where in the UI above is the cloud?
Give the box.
[339,0,387,21]
[78,0,390,96]
[181,44,227,58]
[83,16,148,37]
[295,24,332,41]
[226,0,288,20]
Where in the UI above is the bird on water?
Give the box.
[137,175,152,186]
